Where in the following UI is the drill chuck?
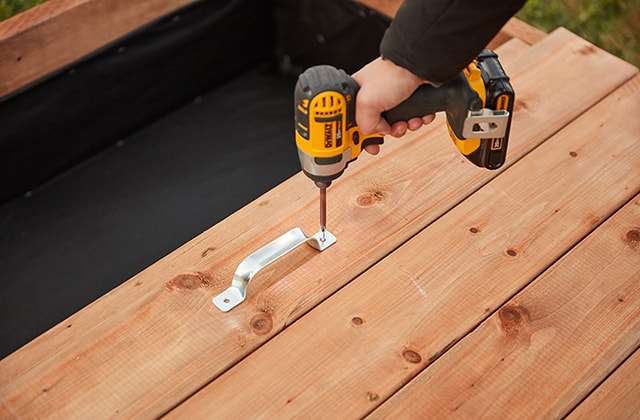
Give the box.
[297,147,349,184]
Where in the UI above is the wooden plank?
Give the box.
[0,0,196,98]
[0,29,636,418]
[568,348,640,419]
[165,75,640,418]
[370,193,640,418]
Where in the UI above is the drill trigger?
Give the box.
[361,136,384,150]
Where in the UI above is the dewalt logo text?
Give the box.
[324,123,333,148]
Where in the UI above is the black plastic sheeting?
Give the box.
[0,0,388,359]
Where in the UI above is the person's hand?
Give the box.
[352,57,436,155]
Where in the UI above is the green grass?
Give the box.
[0,0,47,21]
[517,0,640,66]
[1,0,639,67]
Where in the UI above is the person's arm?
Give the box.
[381,0,527,85]
[353,0,526,148]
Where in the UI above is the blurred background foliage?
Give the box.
[0,0,47,21]
[1,0,638,66]
[516,0,639,66]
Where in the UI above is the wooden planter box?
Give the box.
[1,1,638,418]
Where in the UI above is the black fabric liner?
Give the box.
[0,69,299,358]
[0,0,388,359]
[0,0,276,203]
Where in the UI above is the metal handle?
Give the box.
[213,228,336,312]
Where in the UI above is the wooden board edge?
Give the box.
[0,0,197,98]
[499,17,547,46]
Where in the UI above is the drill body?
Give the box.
[294,65,383,186]
[295,49,514,185]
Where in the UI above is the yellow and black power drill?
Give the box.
[295,49,514,239]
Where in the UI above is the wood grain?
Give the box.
[0,0,196,97]
[166,75,640,419]
[568,349,640,419]
[0,29,637,418]
[371,192,640,417]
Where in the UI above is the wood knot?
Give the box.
[356,187,387,207]
[513,98,528,112]
[498,304,530,336]
[514,94,541,113]
[505,248,518,257]
[402,349,422,364]
[626,229,640,248]
[166,272,212,291]
[351,316,364,326]
[575,43,597,55]
[201,247,217,257]
[366,391,380,402]
[250,313,273,335]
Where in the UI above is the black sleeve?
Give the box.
[380,0,527,84]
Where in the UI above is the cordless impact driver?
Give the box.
[294,49,514,240]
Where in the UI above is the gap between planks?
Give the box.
[567,346,640,418]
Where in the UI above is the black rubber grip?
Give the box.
[382,84,449,124]
[382,72,480,140]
